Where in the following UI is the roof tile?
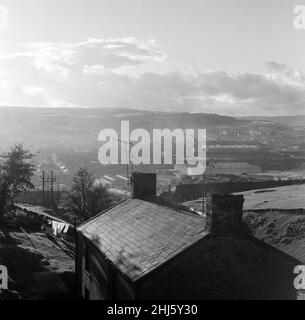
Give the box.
[78,198,208,281]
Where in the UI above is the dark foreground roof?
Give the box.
[77,198,208,281]
[16,203,72,225]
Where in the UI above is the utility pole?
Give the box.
[40,171,56,208]
[46,174,49,207]
[50,171,54,207]
[57,182,60,207]
[44,174,49,207]
[57,182,59,206]
[42,171,45,206]
[186,131,218,215]
[202,169,205,215]
[200,132,227,214]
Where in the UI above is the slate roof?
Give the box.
[77,197,208,281]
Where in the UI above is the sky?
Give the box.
[0,0,304,115]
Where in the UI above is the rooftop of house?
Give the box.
[77,197,208,281]
[77,172,301,287]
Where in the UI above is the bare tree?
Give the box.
[61,167,116,223]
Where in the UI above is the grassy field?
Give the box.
[244,210,305,263]
[236,184,305,211]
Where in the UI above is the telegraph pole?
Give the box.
[57,182,60,207]
[42,171,45,206]
[202,170,205,215]
[46,173,50,207]
[186,132,217,215]
[50,171,54,207]
[40,171,56,208]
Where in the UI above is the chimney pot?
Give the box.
[132,172,156,200]
[205,194,244,232]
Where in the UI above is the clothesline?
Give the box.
[47,219,70,236]
[16,203,73,226]
[15,203,74,237]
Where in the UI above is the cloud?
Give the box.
[266,61,287,72]
[0,37,168,106]
[0,39,303,116]
[0,5,8,30]
[14,37,167,79]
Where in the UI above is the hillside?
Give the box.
[0,227,75,300]
[0,107,242,152]
[241,184,305,264]
[236,184,305,211]
[245,210,305,264]
[0,107,304,190]
[239,115,305,127]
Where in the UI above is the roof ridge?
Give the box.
[76,196,131,229]
[150,197,199,217]
[77,196,206,281]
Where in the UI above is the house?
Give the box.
[76,172,300,300]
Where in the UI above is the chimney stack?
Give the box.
[204,194,244,233]
[132,172,156,200]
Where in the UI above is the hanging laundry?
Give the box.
[52,221,59,236]
[63,224,69,234]
[52,220,70,236]
[57,222,66,234]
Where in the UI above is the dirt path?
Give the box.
[0,227,75,300]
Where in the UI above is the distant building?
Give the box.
[175,162,261,177]
[76,172,299,300]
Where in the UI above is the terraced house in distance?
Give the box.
[76,172,300,300]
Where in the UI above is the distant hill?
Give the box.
[0,107,244,151]
[239,115,305,127]
[0,107,304,189]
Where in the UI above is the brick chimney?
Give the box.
[204,194,244,232]
[132,172,156,200]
